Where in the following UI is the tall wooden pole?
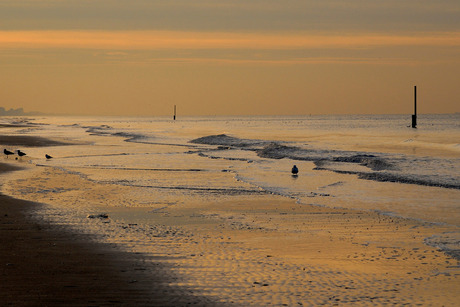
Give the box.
[173,105,176,121]
[411,86,417,128]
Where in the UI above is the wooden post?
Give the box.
[173,105,176,120]
[411,86,417,128]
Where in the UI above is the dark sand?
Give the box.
[1,135,73,147]
[1,193,156,305]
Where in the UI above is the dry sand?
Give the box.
[1,133,459,306]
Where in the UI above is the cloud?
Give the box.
[1,30,459,51]
[1,0,459,33]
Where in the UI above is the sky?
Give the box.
[0,0,459,116]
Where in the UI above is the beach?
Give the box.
[0,189,171,306]
[0,138,215,306]
[1,116,459,306]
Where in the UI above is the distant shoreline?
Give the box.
[1,111,459,118]
[0,107,47,116]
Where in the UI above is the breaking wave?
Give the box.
[85,125,150,143]
[190,134,460,190]
[190,134,269,148]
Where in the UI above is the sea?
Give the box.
[1,113,460,256]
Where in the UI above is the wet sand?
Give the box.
[1,133,459,306]
[1,192,156,305]
[1,135,73,147]
[0,164,218,306]
[0,135,213,306]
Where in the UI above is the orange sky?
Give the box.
[0,1,459,116]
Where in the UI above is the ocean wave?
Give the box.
[425,233,460,261]
[191,134,460,190]
[331,154,395,171]
[113,132,149,143]
[256,143,396,172]
[257,143,304,160]
[85,125,149,143]
[313,164,460,190]
[358,172,460,189]
[190,134,269,147]
[197,152,253,162]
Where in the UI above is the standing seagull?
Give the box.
[17,150,26,158]
[3,149,14,158]
[291,165,299,175]
[45,154,53,159]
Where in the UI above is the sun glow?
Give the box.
[1,30,459,50]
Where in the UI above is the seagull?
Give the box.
[17,150,26,157]
[3,149,14,158]
[291,165,299,175]
[45,154,53,159]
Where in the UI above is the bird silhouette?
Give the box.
[45,154,53,159]
[291,165,299,175]
[17,150,26,157]
[3,149,14,158]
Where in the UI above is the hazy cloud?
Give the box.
[0,0,459,32]
[2,30,459,50]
